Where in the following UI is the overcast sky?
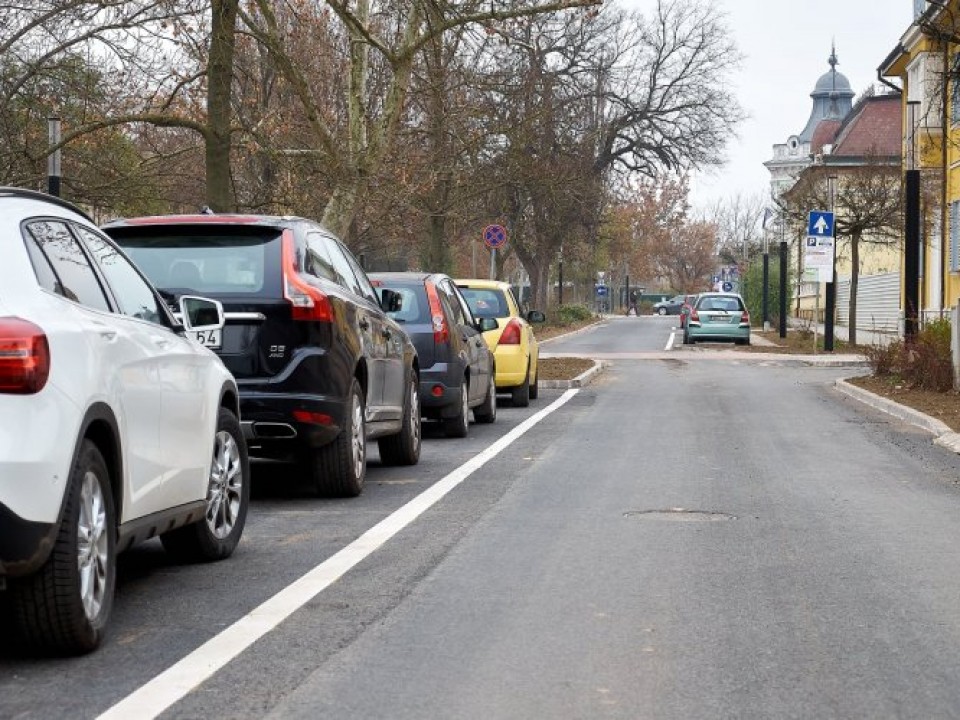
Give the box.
[618,0,915,211]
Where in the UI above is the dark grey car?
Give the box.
[369,272,497,438]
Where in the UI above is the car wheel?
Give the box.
[443,380,470,438]
[511,363,531,407]
[683,330,692,345]
[161,408,249,562]
[528,363,539,400]
[308,378,366,497]
[657,307,667,316]
[11,440,115,654]
[473,372,497,424]
[379,371,421,465]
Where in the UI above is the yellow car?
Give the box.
[455,279,545,406]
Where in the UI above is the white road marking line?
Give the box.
[665,330,675,351]
[97,388,580,720]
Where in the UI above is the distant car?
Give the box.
[683,292,751,345]
[653,294,687,316]
[369,272,498,437]
[679,294,700,328]
[103,213,420,498]
[455,279,544,407]
[1,188,248,654]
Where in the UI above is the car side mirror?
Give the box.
[526,310,546,324]
[178,295,224,330]
[379,287,403,313]
[475,317,499,332]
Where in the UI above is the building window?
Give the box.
[915,0,927,18]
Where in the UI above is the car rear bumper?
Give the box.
[493,346,530,388]
[239,391,344,455]
[687,323,750,341]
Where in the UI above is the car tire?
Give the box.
[161,408,249,562]
[473,372,497,424]
[683,330,693,345]
[379,371,421,465]
[11,440,115,655]
[528,363,539,400]
[307,378,366,497]
[443,380,470,438]
[511,363,531,407]
[657,307,667,316]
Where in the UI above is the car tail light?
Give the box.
[293,409,333,426]
[741,309,750,325]
[425,281,449,344]
[689,309,700,323]
[498,318,522,345]
[0,317,50,394]
[282,231,334,322]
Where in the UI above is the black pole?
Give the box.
[47,116,61,197]
[779,240,788,338]
[625,274,630,314]
[904,169,921,342]
[558,255,564,306]
[762,249,770,330]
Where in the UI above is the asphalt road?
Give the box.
[5,317,960,719]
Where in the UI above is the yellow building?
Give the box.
[880,0,960,321]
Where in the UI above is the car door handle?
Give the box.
[98,329,117,342]
[152,337,172,349]
[359,319,370,331]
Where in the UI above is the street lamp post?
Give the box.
[762,230,770,332]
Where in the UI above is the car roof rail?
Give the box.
[0,186,95,223]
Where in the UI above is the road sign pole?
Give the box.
[489,247,496,280]
[779,240,788,338]
[824,178,837,351]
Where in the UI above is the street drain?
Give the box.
[624,508,736,522]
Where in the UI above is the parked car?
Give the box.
[652,294,687,316]
[683,292,751,345]
[103,213,420,498]
[454,279,544,407]
[369,272,498,437]
[0,188,248,655]
[679,294,700,328]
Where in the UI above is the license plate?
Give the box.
[189,328,222,349]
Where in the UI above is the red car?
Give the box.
[679,294,699,328]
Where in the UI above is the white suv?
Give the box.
[0,188,249,655]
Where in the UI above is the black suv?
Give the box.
[369,272,497,437]
[103,215,421,497]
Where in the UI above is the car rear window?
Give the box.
[105,226,283,297]
[374,281,430,324]
[459,287,508,319]
[697,296,744,312]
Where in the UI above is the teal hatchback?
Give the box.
[683,292,751,346]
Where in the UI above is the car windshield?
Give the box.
[107,227,283,297]
[459,288,509,319]
[697,296,743,312]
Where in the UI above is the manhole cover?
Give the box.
[623,508,736,522]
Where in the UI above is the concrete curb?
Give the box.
[834,378,960,453]
[539,359,604,389]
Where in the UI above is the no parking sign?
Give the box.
[482,224,507,250]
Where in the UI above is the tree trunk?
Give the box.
[849,232,860,346]
[321,182,362,239]
[206,0,238,212]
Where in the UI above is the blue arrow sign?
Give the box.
[595,285,608,296]
[808,211,834,237]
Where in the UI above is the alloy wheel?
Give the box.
[206,430,244,540]
[77,471,109,622]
